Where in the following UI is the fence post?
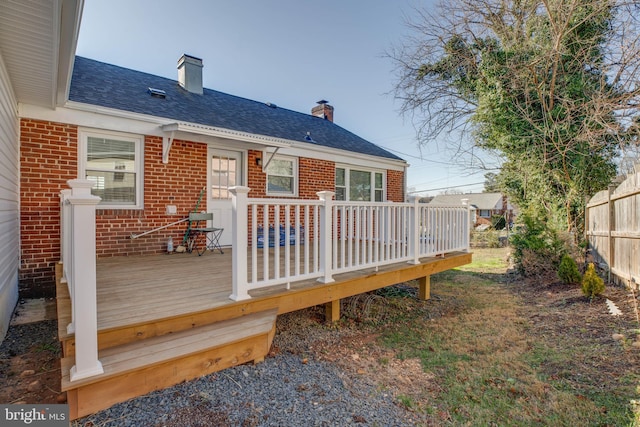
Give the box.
[67,179,104,382]
[607,184,616,283]
[230,186,251,301]
[408,196,421,264]
[317,191,335,284]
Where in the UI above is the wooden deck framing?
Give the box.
[56,249,471,418]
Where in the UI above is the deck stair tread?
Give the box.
[61,309,277,390]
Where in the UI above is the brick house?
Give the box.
[2,4,477,414]
[18,53,408,297]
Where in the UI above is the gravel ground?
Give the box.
[66,306,421,427]
[1,303,421,426]
[73,353,418,427]
[0,320,58,359]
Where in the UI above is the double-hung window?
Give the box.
[266,155,297,196]
[335,167,384,201]
[79,129,143,208]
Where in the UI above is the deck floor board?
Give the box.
[92,248,471,332]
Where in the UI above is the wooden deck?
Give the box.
[56,248,472,418]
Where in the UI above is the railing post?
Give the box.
[317,191,335,284]
[230,186,251,301]
[59,189,71,266]
[408,195,421,264]
[67,179,104,382]
[59,189,73,333]
[461,198,471,252]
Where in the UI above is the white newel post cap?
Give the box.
[68,179,97,194]
[229,186,251,195]
[316,191,335,201]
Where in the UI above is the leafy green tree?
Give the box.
[391,0,640,233]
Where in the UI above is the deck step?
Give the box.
[62,309,277,419]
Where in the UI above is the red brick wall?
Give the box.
[94,136,207,258]
[19,121,405,295]
[247,150,267,197]
[20,119,77,297]
[20,121,208,296]
[299,157,334,198]
[387,169,405,202]
[246,150,334,198]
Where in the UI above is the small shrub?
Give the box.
[470,230,502,248]
[509,212,566,277]
[557,255,582,285]
[485,230,501,248]
[582,263,605,300]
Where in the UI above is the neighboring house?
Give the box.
[0,0,83,342]
[18,54,408,296]
[429,193,515,226]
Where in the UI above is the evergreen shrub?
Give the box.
[510,212,566,277]
[557,255,582,285]
[581,263,605,300]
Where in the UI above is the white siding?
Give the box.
[0,53,20,342]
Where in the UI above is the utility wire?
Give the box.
[408,181,485,194]
[376,144,459,166]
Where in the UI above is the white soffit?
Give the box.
[0,0,82,108]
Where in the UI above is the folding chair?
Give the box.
[187,212,224,255]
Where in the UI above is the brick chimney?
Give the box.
[177,54,203,95]
[311,100,334,122]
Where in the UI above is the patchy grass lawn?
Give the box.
[277,247,640,426]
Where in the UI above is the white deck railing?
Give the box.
[59,184,470,380]
[230,187,470,301]
[59,180,104,382]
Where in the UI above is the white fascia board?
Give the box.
[19,102,167,136]
[268,143,408,172]
[56,0,84,106]
[23,101,296,150]
[161,122,292,148]
[19,101,408,171]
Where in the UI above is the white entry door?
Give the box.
[208,148,244,247]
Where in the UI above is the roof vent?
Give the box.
[304,132,315,142]
[148,87,166,98]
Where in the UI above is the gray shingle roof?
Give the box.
[68,56,403,161]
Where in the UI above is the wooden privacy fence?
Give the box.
[585,171,640,289]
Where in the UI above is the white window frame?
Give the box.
[78,128,144,209]
[265,154,298,197]
[335,166,385,202]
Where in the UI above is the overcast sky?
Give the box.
[76,0,488,195]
